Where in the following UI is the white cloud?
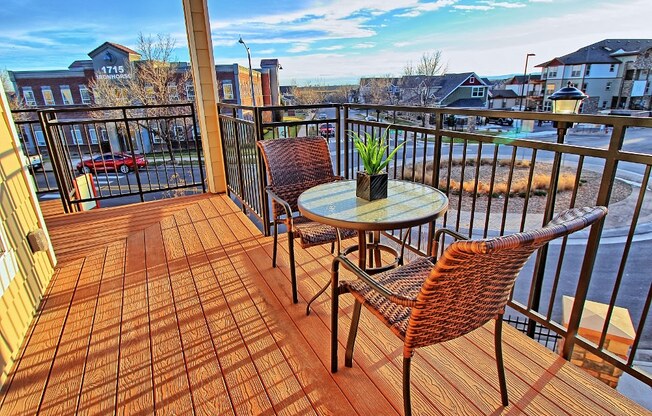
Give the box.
[529,0,553,2]
[320,45,345,50]
[353,42,376,49]
[454,5,493,10]
[479,1,527,8]
[258,49,276,54]
[288,43,311,53]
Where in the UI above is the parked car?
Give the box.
[28,154,42,172]
[317,113,328,120]
[77,152,148,174]
[365,115,377,122]
[319,123,335,137]
[485,116,514,126]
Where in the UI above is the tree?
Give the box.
[291,83,326,105]
[402,51,447,108]
[90,33,191,164]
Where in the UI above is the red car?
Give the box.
[319,123,335,137]
[77,153,148,174]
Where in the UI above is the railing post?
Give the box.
[190,103,206,192]
[232,108,247,214]
[527,122,568,338]
[39,109,73,213]
[343,105,350,179]
[253,106,271,236]
[335,105,341,175]
[121,108,145,203]
[561,122,626,360]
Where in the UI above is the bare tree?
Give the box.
[90,33,190,164]
[291,83,326,105]
[416,51,447,76]
[401,51,447,110]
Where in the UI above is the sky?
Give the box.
[1,0,651,85]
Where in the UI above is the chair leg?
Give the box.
[331,263,340,373]
[272,221,279,268]
[403,356,412,416]
[288,231,298,304]
[330,241,335,254]
[345,300,362,367]
[306,279,330,316]
[495,316,509,407]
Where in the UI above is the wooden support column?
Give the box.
[182,0,226,193]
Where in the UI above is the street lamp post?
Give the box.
[238,36,256,107]
[519,53,536,111]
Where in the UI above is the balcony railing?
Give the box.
[218,102,652,388]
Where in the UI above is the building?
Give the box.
[536,39,652,113]
[399,72,489,108]
[7,42,281,151]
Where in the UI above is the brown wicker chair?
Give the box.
[330,206,607,415]
[257,137,356,305]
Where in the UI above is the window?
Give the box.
[41,86,55,105]
[625,70,635,81]
[585,64,591,76]
[174,125,186,141]
[167,82,179,101]
[609,64,616,72]
[606,82,612,91]
[471,86,484,97]
[100,128,109,142]
[88,127,98,144]
[543,101,552,112]
[546,84,556,95]
[222,80,234,100]
[34,126,46,146]
[548,66,558,77]
[145,84,155,100]
[469,77,475,84]
[571,65,581,77]
[602,101,607,109]
[582,83,588,92]
[185,81,195,101]
[71,125,84,144]
[60,85,73,105]
[79,86,91,104]
[22,87,36,106]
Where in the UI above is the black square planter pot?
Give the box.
[356,171,388,201]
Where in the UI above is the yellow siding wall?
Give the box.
[0,91,55,386]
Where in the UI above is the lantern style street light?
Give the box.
[238,36,257,107]
[549,81,589,114]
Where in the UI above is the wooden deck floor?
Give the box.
[1,194,647,415]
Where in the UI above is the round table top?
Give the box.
[297,180,448,231]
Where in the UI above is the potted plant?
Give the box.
[350,127,404,201]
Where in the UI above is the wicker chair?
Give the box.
[257,137,356,305]
[330,206,607,415]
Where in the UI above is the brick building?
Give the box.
[7,42,281,152]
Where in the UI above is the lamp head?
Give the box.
[238,36,244,44]
[549,81,589,114]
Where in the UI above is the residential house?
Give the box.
[399,72,489,108]
[536,39,652,113]
[487,89,519,110]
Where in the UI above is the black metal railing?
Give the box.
[12,109,59,193]
[218,102,652,387]
[22,103,205,211]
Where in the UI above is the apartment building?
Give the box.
[537,39,652,113]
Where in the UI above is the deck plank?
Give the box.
[2,193,645,416]
[0,260,83,416]
[144,222,194,414]
[38,247,107,415]
[116,231,154,415]
[77,241,125,415]
[161,211,235,416]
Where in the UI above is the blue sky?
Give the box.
[1,0,651,85]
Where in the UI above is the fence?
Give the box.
[218,102,652,387]
[14,103,205,212]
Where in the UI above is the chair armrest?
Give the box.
[432,228,469,259]
[332,255,417,307]
[266,187,295,228]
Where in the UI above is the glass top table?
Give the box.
[298,179,448,270]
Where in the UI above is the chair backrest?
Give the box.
[404,206,607,352]
[257,137,337,217]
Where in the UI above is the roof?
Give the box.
[536,39,652,67]
[489,89,518,98]
[88,42,140,58]
[507,75,541,84]
[446,98,486,108]
[400,72,480,101]
[68,60,93,70]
